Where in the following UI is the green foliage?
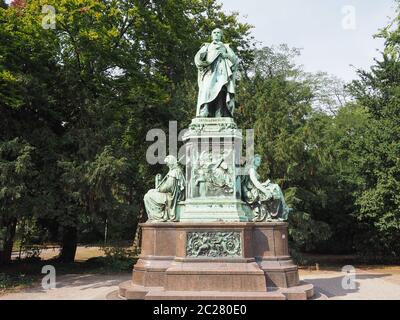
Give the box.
[87,245,138,272]
[0,0,254,263]
[0,138,37,262]
[0,138,36,217]
[236,45,345,252]
[288,211,332,252]
[346,4,400,257]
[0,272,36,292]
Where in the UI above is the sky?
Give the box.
[221,0,397,82]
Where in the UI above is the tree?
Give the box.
[0,1,56,264]
[0,139,36,264]
[0,0,254,263]
[236,45,333,253]
[347,3,400,257]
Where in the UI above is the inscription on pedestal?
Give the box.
[186,231,242,258]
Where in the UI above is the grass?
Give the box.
[0,273,37,293]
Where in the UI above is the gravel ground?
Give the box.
[1,267,400,300]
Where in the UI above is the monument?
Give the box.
[119,28,314,300]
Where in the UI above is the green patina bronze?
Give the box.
[143,28,292,224]
[144,155,185,222]
[193,149,234,198]
[242,154,292,222]
[186,231,241,258]
[195,28,239,118]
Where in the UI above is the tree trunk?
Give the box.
[132,223,142,254]
[132,206,147,254]
[59,226,77,263]
[0,218,17,265]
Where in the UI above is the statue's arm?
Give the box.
[155,173,163,188]
[249,168,268,193]
[195,44,210,68]
[158,175,174,193]
[225,45,239,66]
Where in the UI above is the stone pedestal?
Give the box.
[180,118,250,222]
[119,222,314,300]
[119,117,314,300]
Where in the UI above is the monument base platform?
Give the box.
[119,222,314,300]
[118,282,314,300]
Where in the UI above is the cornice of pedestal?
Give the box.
[183,117,243,140]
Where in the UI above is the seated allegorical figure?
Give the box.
[242,154,291,222]
[144,155,185,222]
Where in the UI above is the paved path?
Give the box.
[1,268,400,300]
[302,269,400,300]
[0,274,131,300]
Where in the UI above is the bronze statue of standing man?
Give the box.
[195,28,239,118]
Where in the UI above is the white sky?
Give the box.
[221,0,397,81]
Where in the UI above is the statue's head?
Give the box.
[253,154,262,167]
[211,28,223,42]
[165,155,178,168]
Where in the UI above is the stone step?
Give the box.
[276,282,315,300]
[144,290,286,300]
[309,291,328,300]
[118,281,315,300]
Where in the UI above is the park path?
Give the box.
[302,268,400,300]
[1,268,400,300]
[0,274,131,300]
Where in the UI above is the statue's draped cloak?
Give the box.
[195,41,238,116]
[144,167,185,221]
[242,167,291,220]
